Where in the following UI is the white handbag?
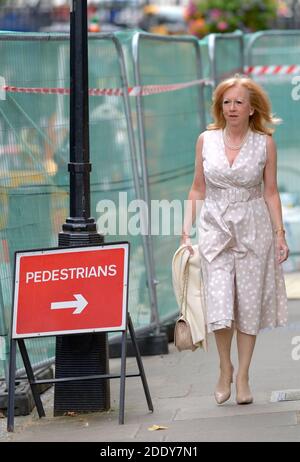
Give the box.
[174,256,197,351]
[172,244,207,352]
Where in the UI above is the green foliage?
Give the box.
[185,0,278,37]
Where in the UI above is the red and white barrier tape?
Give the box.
[2,85,70,95]
[1,66,300,97]
[245,64,300,75]
[127,78,211,96]
[1,78,210,98]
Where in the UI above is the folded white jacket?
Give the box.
[172,244,208,352]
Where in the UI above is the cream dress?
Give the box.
[198,129,288,335]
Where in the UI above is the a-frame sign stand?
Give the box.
[7,243,153,432]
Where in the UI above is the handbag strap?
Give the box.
[180,253,190,318]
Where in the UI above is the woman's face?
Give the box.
[221,84,253,128]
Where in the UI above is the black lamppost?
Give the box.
[54,0,110,415]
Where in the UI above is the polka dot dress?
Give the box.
[198,129,288,335]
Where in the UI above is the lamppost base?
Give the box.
[54,225,110,415]
[54,332,110,416]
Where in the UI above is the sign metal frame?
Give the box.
[7,242,153,431]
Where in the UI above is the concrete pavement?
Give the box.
[1,299,300,442]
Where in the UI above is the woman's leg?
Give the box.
[213,325,235,403]
[236,329,256,404]
[214,325,235,371]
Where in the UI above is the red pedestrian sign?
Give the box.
[12,243,129,338]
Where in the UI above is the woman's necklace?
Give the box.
[223,127,250,150]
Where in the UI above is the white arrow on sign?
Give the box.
[50,294,88,315]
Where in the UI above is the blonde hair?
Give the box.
[207,74,281,135]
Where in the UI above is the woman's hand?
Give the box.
[276,235,289,263]
[180,234,194,255]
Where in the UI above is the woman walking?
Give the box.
[181,75,289,405]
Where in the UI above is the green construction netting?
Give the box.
[209,31,244,83]
[0,32,152,377]
[127,32,207,328]
[0,35,70,375]
[244,31,300,270]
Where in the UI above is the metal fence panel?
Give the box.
[245,30,300,270]
[132,32,206,325]
[0,32,152,378]
[208,31,244,85]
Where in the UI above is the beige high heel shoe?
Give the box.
[236,377,253,405]
[214,366,234,404]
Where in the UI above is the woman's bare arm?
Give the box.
[263,135,289,263]
[181,133,206,243]
[263,135,283,228]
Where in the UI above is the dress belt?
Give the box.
[205,184,262,203]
